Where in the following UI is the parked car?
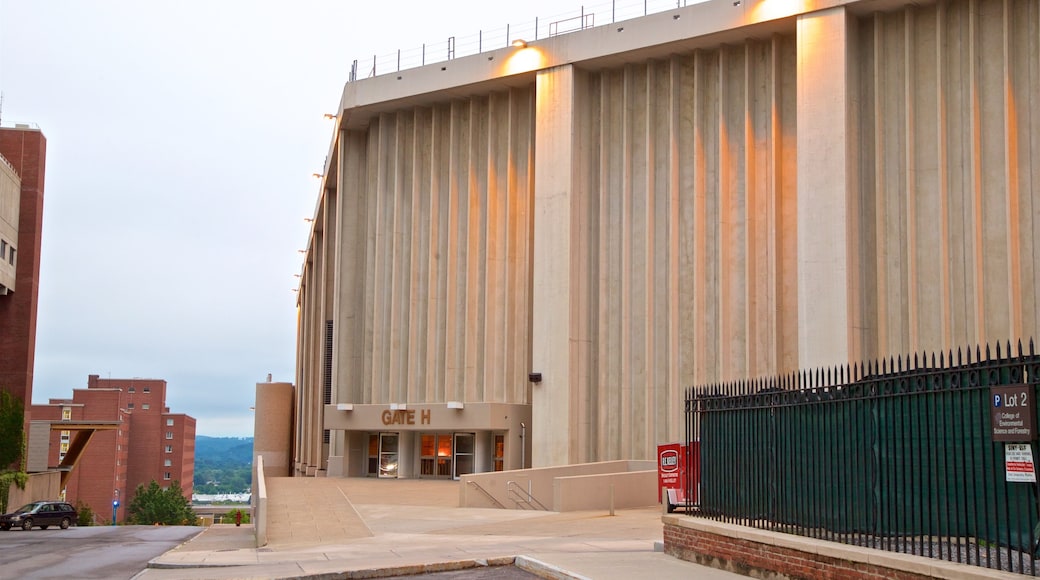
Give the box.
[0,501,77,531]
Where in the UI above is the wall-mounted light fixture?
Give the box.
[529,372,542,383]
[511,38,528,49]
[312,173,323,179]
[389,403,407,411]
[323,113,337,120]
[447,401,464,410]
[336,403,354,411]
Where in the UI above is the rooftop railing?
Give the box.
[348,0,704,81]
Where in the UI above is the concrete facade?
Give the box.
[0,126,46,445]
[30,375,195,523]
[295,0,1040,476]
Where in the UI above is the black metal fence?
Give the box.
[685,340,1040,575]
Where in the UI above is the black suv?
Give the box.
[0,501,77,531]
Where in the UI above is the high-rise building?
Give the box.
[31,375,195,523]
[293,0,1040,479]
[0,125,47,451]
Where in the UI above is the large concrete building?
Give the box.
[30,376,196,523]
[0,125,46,447]
[294,0,1040,479]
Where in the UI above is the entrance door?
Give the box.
[378,433,399,478]
[453,433,475,479]
[420,434,453,478]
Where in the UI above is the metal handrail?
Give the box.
[466,480,506,509]
[506,480,549,511]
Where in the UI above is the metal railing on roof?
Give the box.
[348,0,703,81]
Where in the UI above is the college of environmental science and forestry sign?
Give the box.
[990,384,1037,442]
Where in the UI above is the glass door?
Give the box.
[367,434,379,476]
[493,434,505,471]
[420,434,453,478]
[378,433,399,478]
[453,433,475,479]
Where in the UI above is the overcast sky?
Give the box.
[1,0,689,437]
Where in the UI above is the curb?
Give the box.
[515,556,591,580]
[146,556,519,577]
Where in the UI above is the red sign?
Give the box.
[657,443,686,502]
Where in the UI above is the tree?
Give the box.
[0,391,24,469]
[126,480,197,525]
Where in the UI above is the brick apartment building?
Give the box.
[31,375,195,524]
[0,125,46,447]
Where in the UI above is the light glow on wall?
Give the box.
[751,0,807,22]
[501,46,547,77]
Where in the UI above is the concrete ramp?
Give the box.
[265,478,372,547]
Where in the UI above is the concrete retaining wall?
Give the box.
[253,455,268,547]
[6,471,61,511]
[460,460,656,511]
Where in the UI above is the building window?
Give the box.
[166,418,174,426]
[164,459,172,467]
[59,442,69,453]
[142,403,150,410]
[60,430,70,442]
[163,472,171,480]
[127,402,134,409]
[7,247,12,266]
[128,386,135,393]
[165,432,173,440]
[143,387,151,393]
[61,408,71,421]
[165,445,172,453]
[0,239,5,259]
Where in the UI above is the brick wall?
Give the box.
[0,128,46,442]
[662,516,1002,580]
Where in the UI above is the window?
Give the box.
[59,442,69,453]
[166,418,174,426]
[142,403,150,410]
[60,430,70,442]
[128,387,135,393]
[164,459,172,467]
[165,431,173,440]
[61,408,71,421]
[127,402,134,409]
[7,247,12,266]
[163,472,171,480]
[0,239,6,259]
[143,387,151,393]
[165,445,172,453]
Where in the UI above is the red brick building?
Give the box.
[31,375,195,524]
[0,126,47,447]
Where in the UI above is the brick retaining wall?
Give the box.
[662,515,1023,580]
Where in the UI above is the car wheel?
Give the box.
[60,517,71,529]
[0,524,10,531]
[21,518,32,531]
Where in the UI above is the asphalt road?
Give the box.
[0,524,201,579]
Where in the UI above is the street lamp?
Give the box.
[112,489,120,525]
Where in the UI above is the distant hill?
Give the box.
[193,436,253,495]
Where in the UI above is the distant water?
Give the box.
[192,493,250,503]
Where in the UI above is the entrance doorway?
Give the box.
[419,434,453,478]
[454,433,475,479]
[378,433,399,478]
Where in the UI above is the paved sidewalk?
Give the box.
[135,478,744,579]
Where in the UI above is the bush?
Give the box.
[75,500,94,526]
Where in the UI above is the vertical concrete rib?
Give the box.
[904,6,919,351]
[936,2,953,348]
[968,0,986,344]
[1002,0,1022,342]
